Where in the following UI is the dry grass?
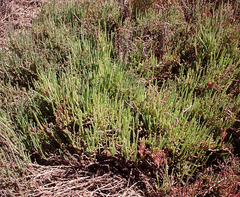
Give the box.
[1,163,144,196]
[1,150,162,196]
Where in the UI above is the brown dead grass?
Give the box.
[1,159,145,196]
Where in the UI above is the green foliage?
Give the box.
[0,0,239,193]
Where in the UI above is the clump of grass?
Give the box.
[0,0,240,195]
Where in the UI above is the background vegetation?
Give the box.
[0,0,240,196]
